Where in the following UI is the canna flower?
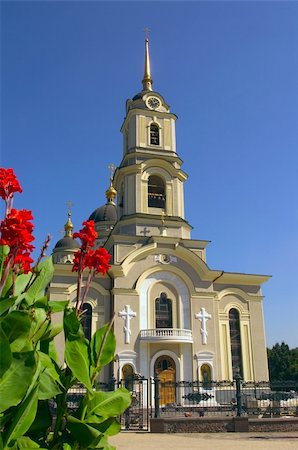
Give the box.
[0,208,35,273]
[73,220,97,250]
[0,168,22,201]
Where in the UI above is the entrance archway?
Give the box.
[154,355,176,406]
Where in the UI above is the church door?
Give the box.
[154,355,176,406]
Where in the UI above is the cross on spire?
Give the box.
[108,163,116,179]
[66,200,73,216]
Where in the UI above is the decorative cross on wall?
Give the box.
[195,307,212,345]
[118,305,137,344]
[140,227,150,237]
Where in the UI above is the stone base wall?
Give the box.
[150,416,298,433]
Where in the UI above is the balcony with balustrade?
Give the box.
[139,328,193,343]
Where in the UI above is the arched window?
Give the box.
[155,292,172,328]
[150,123,160,145]
[122,364,134,391]
[229,308,243,379]
[81,303,92,340]
[148,175,165,208]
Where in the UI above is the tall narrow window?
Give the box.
[148,175,165,208]
[82,303,92,340]
[150,123,160,145]
[229,308,243,379]
[155,292,172,328]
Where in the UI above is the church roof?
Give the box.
[89,203,117,223]
[53,235,79,251]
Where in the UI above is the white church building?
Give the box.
[49,37,270,394]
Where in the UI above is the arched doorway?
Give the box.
[154,355,176,406]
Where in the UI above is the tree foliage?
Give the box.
[267,342,298,381]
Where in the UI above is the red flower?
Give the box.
[85,248,111,274]
[0,208,35,273]
[73,220,97,250]
[0,168,22,201]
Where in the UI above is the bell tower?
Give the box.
[113,36,191,239]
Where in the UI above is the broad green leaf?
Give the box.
[0,311,32,351]
[4,385,38,448]
[15,436,40,448]
[0,327,12,377]
[30,308,50,344]
[37,351,63,400]
[62,444,72,450]
[48,300,69,313]
[86,388,131,418]
[41,323,63,341]
[0,351,37,412]
[33,296,48,309]
[85,417,120,436]
[1,272,13,298]
[65,336,92,392]
[26,257,54,302]
[66,415,101,448]
[39,340,60,365]
[13,273,32,296]
[91,324,116,373]
[0,297,15,316]
[64,308,83,337]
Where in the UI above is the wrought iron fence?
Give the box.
[152,378,298,418]
[49,378,298,432]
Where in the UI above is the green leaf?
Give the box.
[15,436,40,448]
[30,308,50,344]
[14,273,32,297]
[48,300,69,313]
[26,257,54,303]
[33,296,48,309]
[41,323,63,341]
[91,324,116,373]
[85,417,120,436]
[0,297,15,316]
[0,326,12,377]
[3,385,38,449]
[0,311,32,352]
[64,308,83,337]
[65,336,92,392]
[86,388,131,418]
[0,351,37,413]
[66,415,101,448]
[94,435,116,450]
[37,351,63,400]
[40,340,60,365]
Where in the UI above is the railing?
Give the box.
[140,328,193,342]
[152,379,298,418]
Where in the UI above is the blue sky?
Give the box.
[1,1,298,349]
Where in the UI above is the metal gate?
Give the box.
[119,377,150,431]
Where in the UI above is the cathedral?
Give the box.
[49,37,270,389]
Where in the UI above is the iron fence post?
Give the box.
[235,373,242,417]
[154,372,160,418]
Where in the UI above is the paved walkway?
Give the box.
[110,431,298,450]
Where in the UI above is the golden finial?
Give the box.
[142,28,153,91]
[106,164,117,204]
[64,201,74,237]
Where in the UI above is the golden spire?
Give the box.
[64,202,74,238]
[142,28,153,91]
[106,164,117,204]
[106,178,117,205]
